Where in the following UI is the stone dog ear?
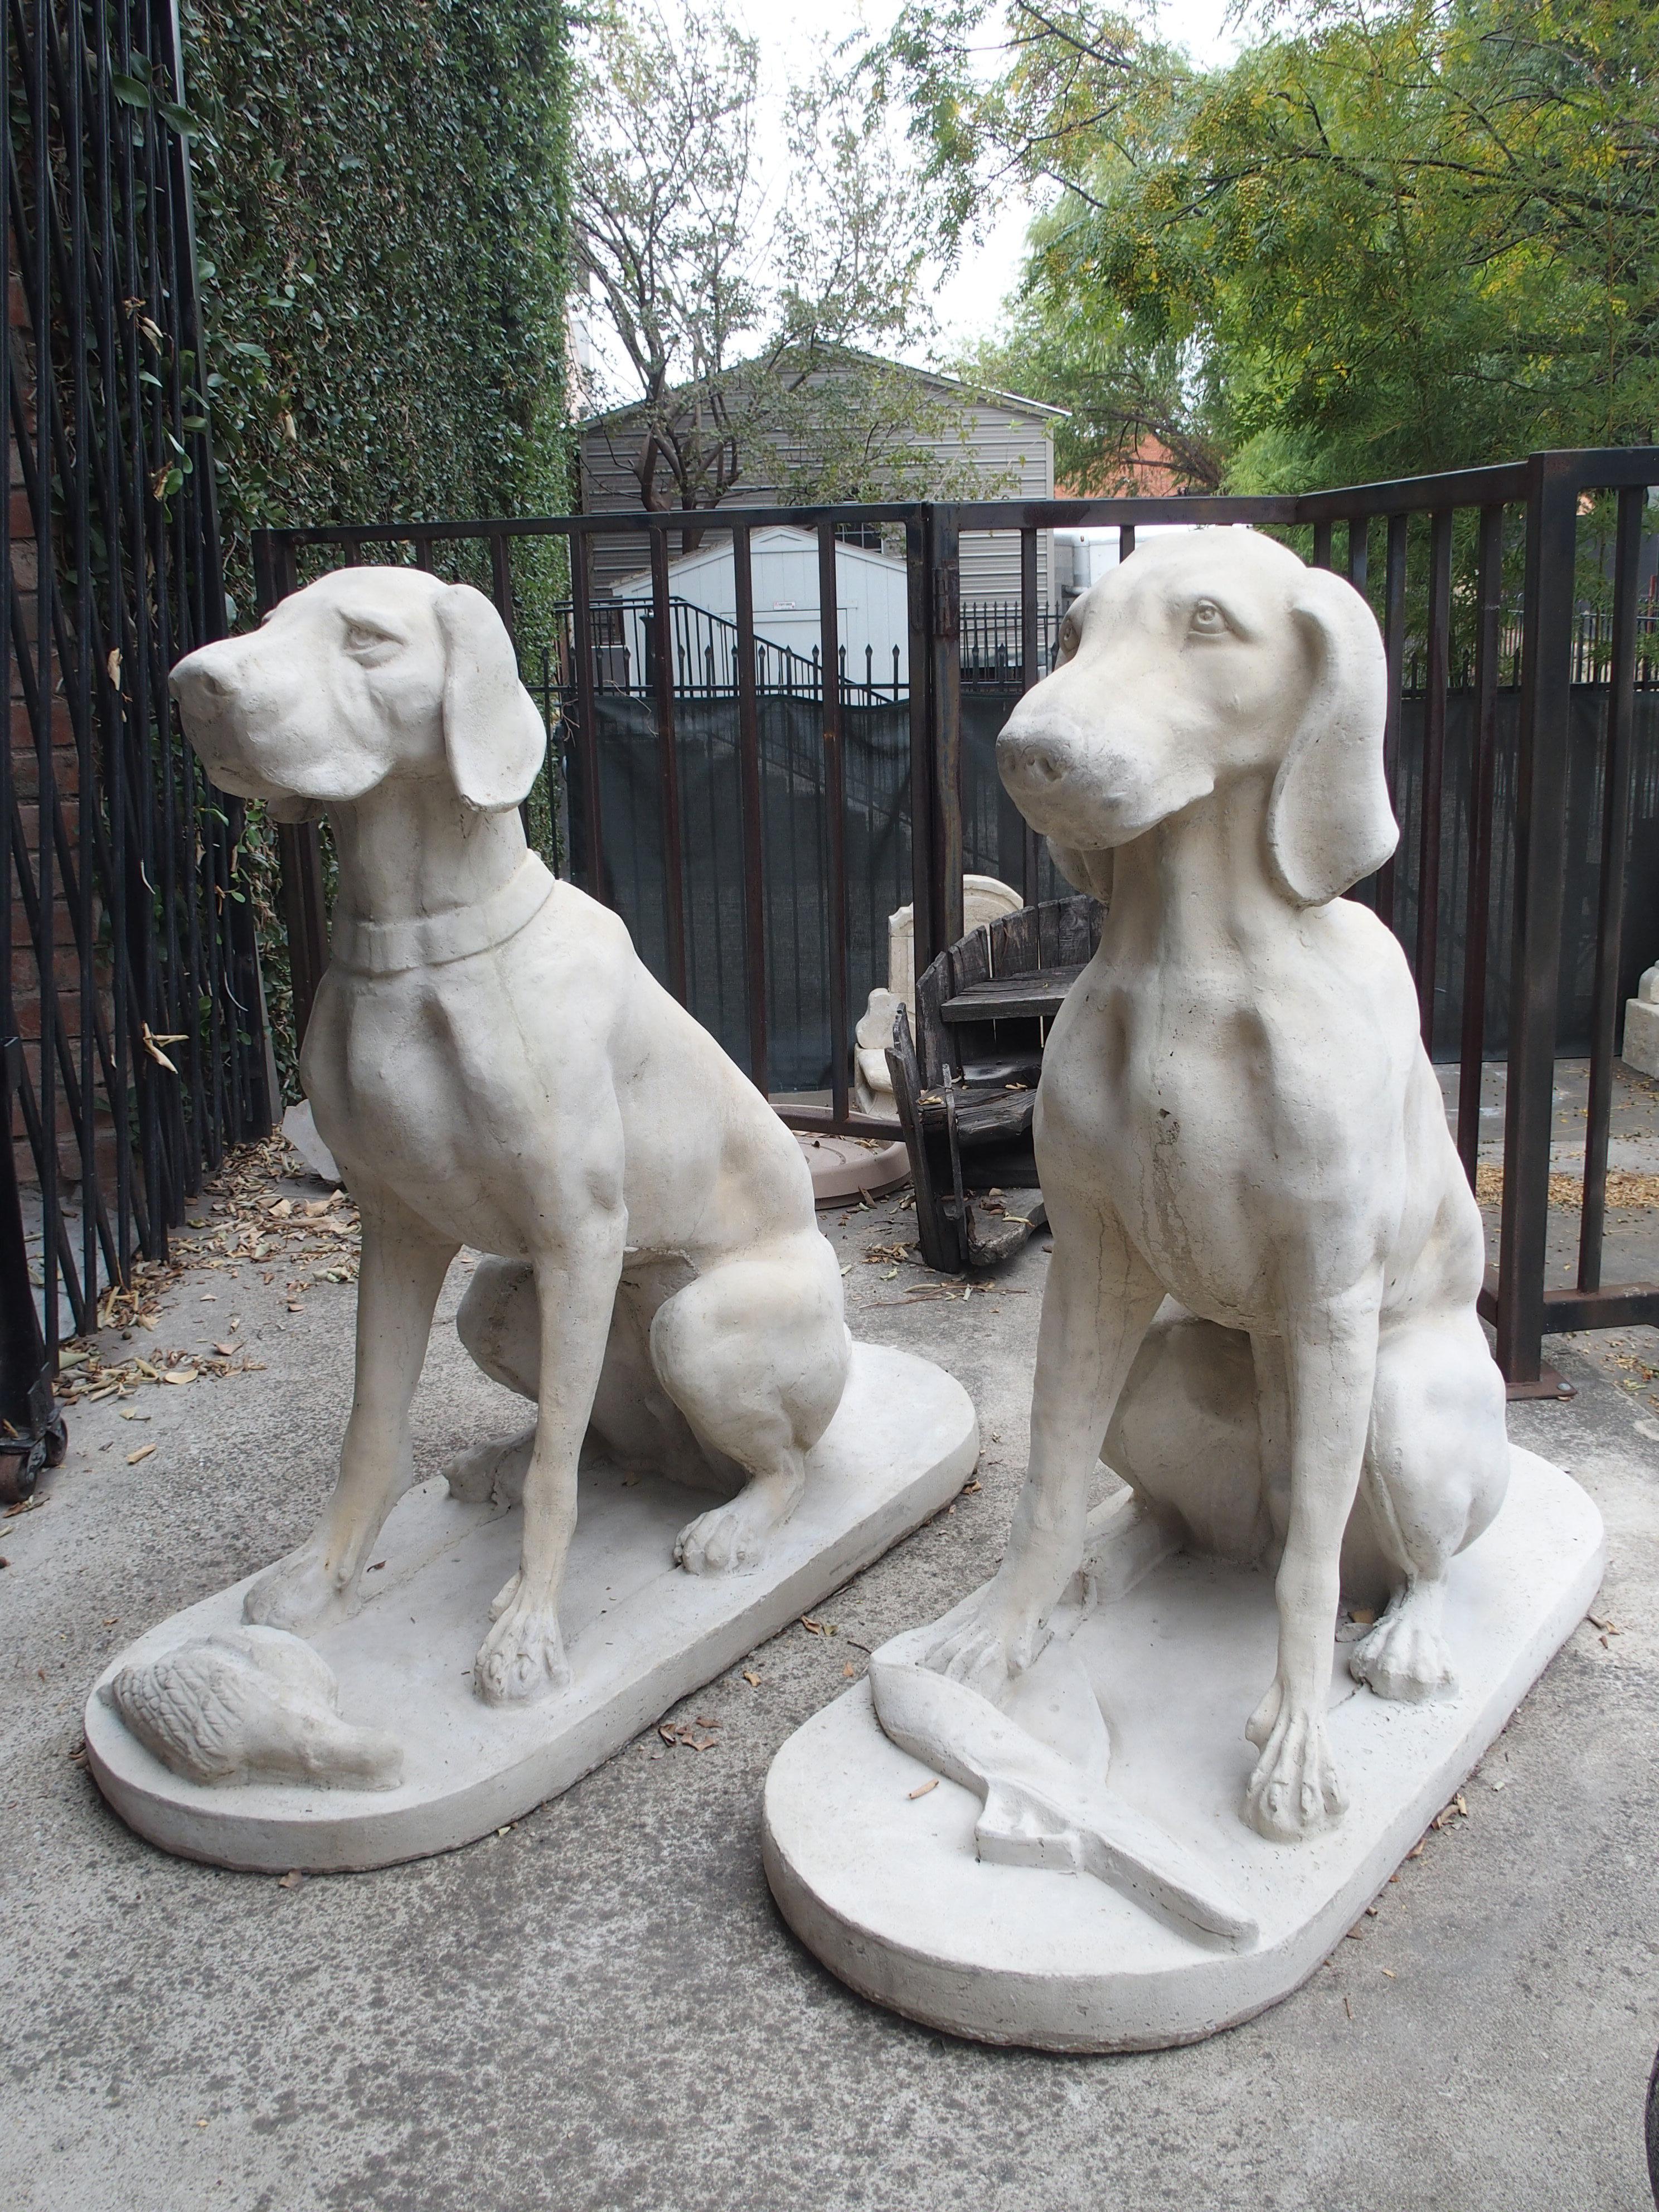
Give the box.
[1265,564,1396,907]
[434,583,547,813]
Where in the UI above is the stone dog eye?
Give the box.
[1189,600,1228,635]
[343,620,399,657]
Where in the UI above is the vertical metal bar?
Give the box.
[648,525,687,1002]
[92,0,133,1270]
[818,523,849,1128]
[1312,520,1333,570]
[1118,523,1135,565]
[489,530,515,638]
[905,510,937,987]
[1578,483,1646,1293]
[1496,454,1579,1387]
[1019,526,1040,903]
[1414,509,1453,1045]
[567,525,604,896]
[731,523,768,1091]
[0,0,30,1430]
[1456,503,1506,1185]
[260,533,327,1052]
[66,0,96,1320]
[1346,517,1369,591]
[932,506,964,953]
[1374,512,1410,930]
[32,0,57,1352]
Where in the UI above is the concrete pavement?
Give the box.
[2,1144,1657,2212]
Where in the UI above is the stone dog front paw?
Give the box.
[473,1585,571,1706]
[1243,1697,1346,1842]
[242,1544,360,1635]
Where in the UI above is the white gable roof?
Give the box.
[608,524,904,599]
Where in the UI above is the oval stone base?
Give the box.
[762,1447,1603,2053]
[87,1341,977,1873]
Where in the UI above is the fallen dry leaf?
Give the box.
[127,1445,156,1464]
[140,1021,187,1073]
[1474,1162,1659,1210]
[908,1778,939,1801]
[276,1870,303,1889]
[742,1670,761,1687]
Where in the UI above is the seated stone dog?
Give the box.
[171,568,849,1706]
[924,528,1509,1843]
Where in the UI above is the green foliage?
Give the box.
[175,0,573,1093]
[879,0,1659,489]
[182,0,573,618]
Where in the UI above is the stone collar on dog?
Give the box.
[331,851,556,977]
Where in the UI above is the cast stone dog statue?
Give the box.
[170,568,849,1706]
[922,528,1509,1842]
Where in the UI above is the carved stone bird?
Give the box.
[104,1625,402,1791]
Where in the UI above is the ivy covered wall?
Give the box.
[182,0,573,619]
[176,0,571,1088]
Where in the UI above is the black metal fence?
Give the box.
[2,0,268,1444]
[556,596,905,705]
[258,450,1659,1394]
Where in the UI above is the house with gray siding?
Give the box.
[578,356,1063,610]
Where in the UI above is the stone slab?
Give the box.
[86,1340,977,1873]
[762,1445,1603,2053]
[1623,996,1659,1080]
[798,1133,910,1205]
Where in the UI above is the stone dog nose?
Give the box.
[997,721,1073,790]
[168,652,235,714]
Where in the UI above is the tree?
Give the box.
[871,2,1227,486]
[966,280,1226,492]
[571,0,1005,513]
[874,0,1659,488]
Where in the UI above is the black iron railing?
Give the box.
[959,596,1065,690]
[256,450,1659,1395]
[2,0,268,1440]
[1402,599,1659,694]
[552,595,904,704]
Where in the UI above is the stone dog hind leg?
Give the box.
[651,1237,850,1576]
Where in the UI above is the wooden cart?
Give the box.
[886,893,1103,1274]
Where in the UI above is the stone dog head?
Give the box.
[998,529,1395,906]
[169,567,546,825]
